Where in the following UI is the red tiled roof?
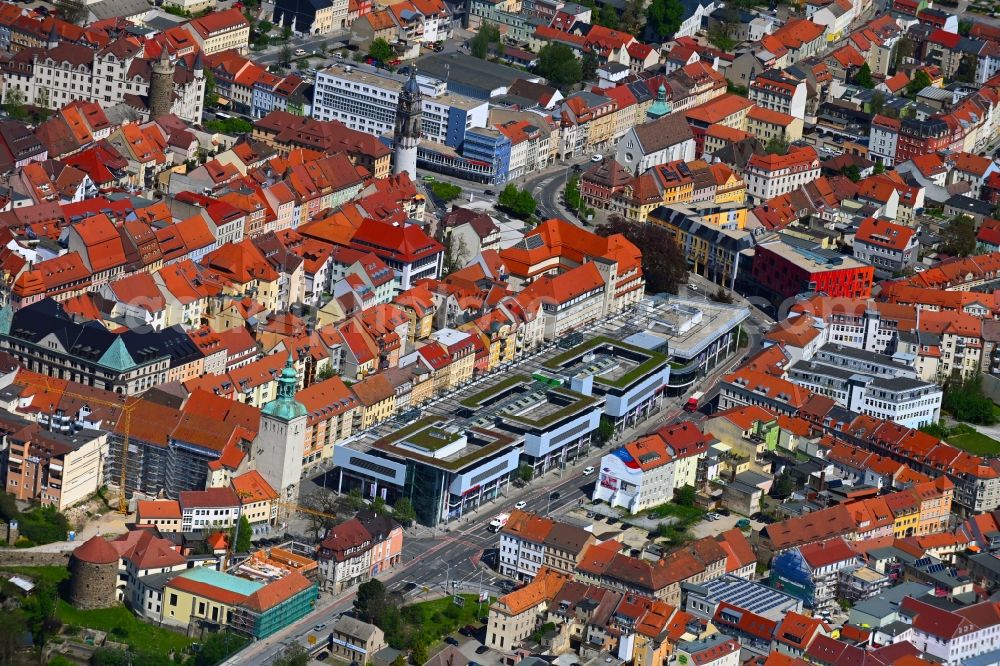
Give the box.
[855,217,915,252]
[72,535,120,564]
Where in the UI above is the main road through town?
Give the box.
[226,295,772,666]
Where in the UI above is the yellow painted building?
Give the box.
[352,373,397,430]
[161,568,254,629]
[746,106,804,145]
[886,493,920,538]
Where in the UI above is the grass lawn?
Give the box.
[404,594,493,647]
[56,600,193,657]
[0,566,71,586]
[644,502,705,528]
[947,427,1000,456]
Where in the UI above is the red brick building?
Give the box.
[894,117,950,164]
[752,241,874,301]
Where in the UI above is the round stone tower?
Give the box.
[68,535,119,609]
[393,67,422,180]
[148,49,175,120]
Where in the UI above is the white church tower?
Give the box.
[254,355,307,504]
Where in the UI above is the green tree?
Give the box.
[707,22,736,51]
[920,421,949,439]
[596,416,614,443]
[411,643,428,665]
[346,488,366,510]
[596,215,688,293]
[205,117,254,134]
[194,632,250,666]
[392,497,417,527]
[55,0,88,24]
[517,463,534,483]
[675,485,696,506]
[905,69,932,99]
[564,173,583,211]
[299,488,344,538]
[369,37,394,64]
[281,25,292,41]
[893,36,915,70]
[597,2,620,28]
[959,18,973,36]
[229,514,252,553]
[765,136,789,155]
[355,579,389,623]
[956,53,978,84]
[442,232,470,274]
[21,579,58,645]
[581,51,599,83]
[280,43,293,67]
[710,287,734,303]
[203,69,219,108]
[943,375,997,424]
[0,491,17,522]
[536,43,582,88]
[4,87,26,120]
[430,180,462,202]
[873,162,886,175]
[869,90,886,116]
[258,19,273,33]
[18,505,68,545]
[842,164,861,182]
[645,0,685,41]
[772,471,794,498]
[273,643,310,666]
[2,609,26,659]
[498,183,536,219]
[940,214,977,257]
[470,23,500,59]
[620,0,645,33]
[853,62,875,88]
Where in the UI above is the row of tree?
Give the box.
[299,487,417,538]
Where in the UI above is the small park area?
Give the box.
[946,423,1000,456]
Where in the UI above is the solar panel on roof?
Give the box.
[523,234,544,250]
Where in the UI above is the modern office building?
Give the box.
[536,336,670,438]
[313,64,489,148]
[333,413,525,525]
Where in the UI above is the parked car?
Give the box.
[484,189,495,196]
[294,48,307,56]
[583,466,595,475]
[314,623,326,631]
[591,154,602,162]
[445,637,460,646]
[476,646,490,655]
[515,500,526,510]
[459,625,477,637]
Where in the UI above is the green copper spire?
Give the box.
[261,353,307,421]
[98,337,137,371]
[0,303,12,336]
[647,84,671,120]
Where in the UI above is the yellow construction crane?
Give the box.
[17,375,140,514]
[276,500,341,522]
